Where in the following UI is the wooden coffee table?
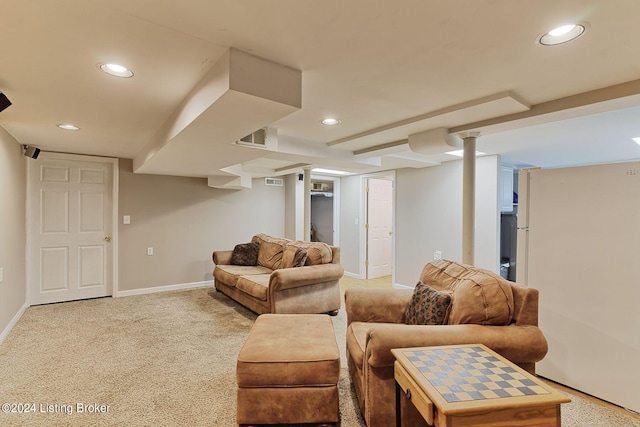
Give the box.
[392,344,570,427]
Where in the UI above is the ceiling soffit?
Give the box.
[133,48,302,176]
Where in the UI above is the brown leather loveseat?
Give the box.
[213,234,343,315]
[345,259,548,427]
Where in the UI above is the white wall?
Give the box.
[475,156,501,270]
[284,173,298,240]
[338,175,362,276]
[394,155,500,287]
[0,128,27,342]
[284,173,307,241]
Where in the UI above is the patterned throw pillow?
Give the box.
[230,242,260,266]
[405,281,452,325]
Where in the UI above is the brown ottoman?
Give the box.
[236,314,340,426]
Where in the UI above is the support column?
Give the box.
[303,167,311,242]
[461,133,479,265]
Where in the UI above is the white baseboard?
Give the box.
[115,280,214,298]
[343,271,362,279]
[0,302,29,345]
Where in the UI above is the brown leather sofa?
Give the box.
[345,259,548,427]
[213,234,343,315]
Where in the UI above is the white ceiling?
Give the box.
[1,0,640,182]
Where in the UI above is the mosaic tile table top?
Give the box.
[392,344,571,426]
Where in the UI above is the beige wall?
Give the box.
[394,155,500,287]
[118,159,285,291]
[0,128,27,338]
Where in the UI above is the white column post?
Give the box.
[303,167,311,242]
[460,132,480,265]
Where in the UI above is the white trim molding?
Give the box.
[0,302,29,345]
[115,280,214,298]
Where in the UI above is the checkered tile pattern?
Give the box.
[405,346,550,403]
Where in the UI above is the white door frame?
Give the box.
[26,152,119,304]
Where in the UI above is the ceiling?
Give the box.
[1,0,640,185]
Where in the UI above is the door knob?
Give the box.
[104,235,112,242]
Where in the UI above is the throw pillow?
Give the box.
[281,245,308,269]
[405,281,452,325]
[291,241,333,265]
[230,242,260,266]
[257,241,285,270]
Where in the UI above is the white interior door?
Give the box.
[28,153,116,305]
[366,178,393,279]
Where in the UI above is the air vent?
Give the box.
[311,181,333,192]
[265,177,283,187]
[238,128,267,147]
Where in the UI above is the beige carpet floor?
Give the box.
[0,287,638,426]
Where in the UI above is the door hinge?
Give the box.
[365,260,369,266]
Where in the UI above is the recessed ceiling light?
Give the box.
[321,118,341,126]
[445,150,486,157]
[57,123,80,131]
[632,137,640,146]
[312,168,350,175]
[98,62,134,78]
[538,23,588,46]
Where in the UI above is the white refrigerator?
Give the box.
[517,162,640,414]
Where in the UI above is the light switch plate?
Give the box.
[123,215,131,225]
[0,267,4,283]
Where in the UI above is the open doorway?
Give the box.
[310,177,339,245]
[499,166,518,281]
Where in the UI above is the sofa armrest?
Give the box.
[270,263,344,291]
[213,250,233,265]
[345,288,413,326]
[365,323,548,368]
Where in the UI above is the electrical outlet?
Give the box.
[147,247,153,256]
[434,250,442,260]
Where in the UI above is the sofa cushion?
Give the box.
[236,274,271,301]
[418,259,514,326]
[290,241,332,265]
[252,233,291,246]
[404,282,452,325]
[447,270,514,326]
[281,244,308,269]
[237,314,340,388]
[230,242,260,266]
[214,265,272,286]
[257,241,285,270]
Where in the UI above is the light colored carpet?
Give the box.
[0,287,637,426]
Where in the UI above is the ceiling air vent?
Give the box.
[237,128,267,148]
[265,177,283,187]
